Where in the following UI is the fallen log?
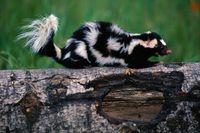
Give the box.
[0,63,200,132]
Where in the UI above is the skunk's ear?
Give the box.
[139,39,158,48]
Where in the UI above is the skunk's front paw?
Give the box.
[123,68,136,75]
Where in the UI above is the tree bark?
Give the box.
[0,63,200,133]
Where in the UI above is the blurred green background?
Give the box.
[0,0,200,69]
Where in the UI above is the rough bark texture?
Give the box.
[0,63,200,133]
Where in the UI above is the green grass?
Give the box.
[0,0,200,69]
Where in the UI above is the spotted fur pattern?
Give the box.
[19,15,171,68]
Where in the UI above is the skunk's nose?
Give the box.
[159,48,172,56]
[166,49,172,55]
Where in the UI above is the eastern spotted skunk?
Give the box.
[18,14,171,68]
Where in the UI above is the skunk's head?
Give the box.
[138,31,172,57]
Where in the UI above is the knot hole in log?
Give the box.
[87,71,185,124]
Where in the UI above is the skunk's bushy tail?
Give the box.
[18,14,61,60]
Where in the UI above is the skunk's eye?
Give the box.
[154,44,159,48]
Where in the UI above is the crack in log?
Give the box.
[164,62,185,68]
[32,74,78,83]
[45,74,90,104]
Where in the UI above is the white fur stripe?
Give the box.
[145,31,151,34]
[160,39,167,46]
[75,42,88,60]
[84,22,99,46]
[107,38,121,51]
[111,24,124,34]
[130,33,141,36]
[54,44,61,59]
[18,14,58,53]
[63,52,71,60]
[90,47,127,66]
[128,39,139,54]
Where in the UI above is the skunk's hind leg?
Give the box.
[59,40,91,68]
